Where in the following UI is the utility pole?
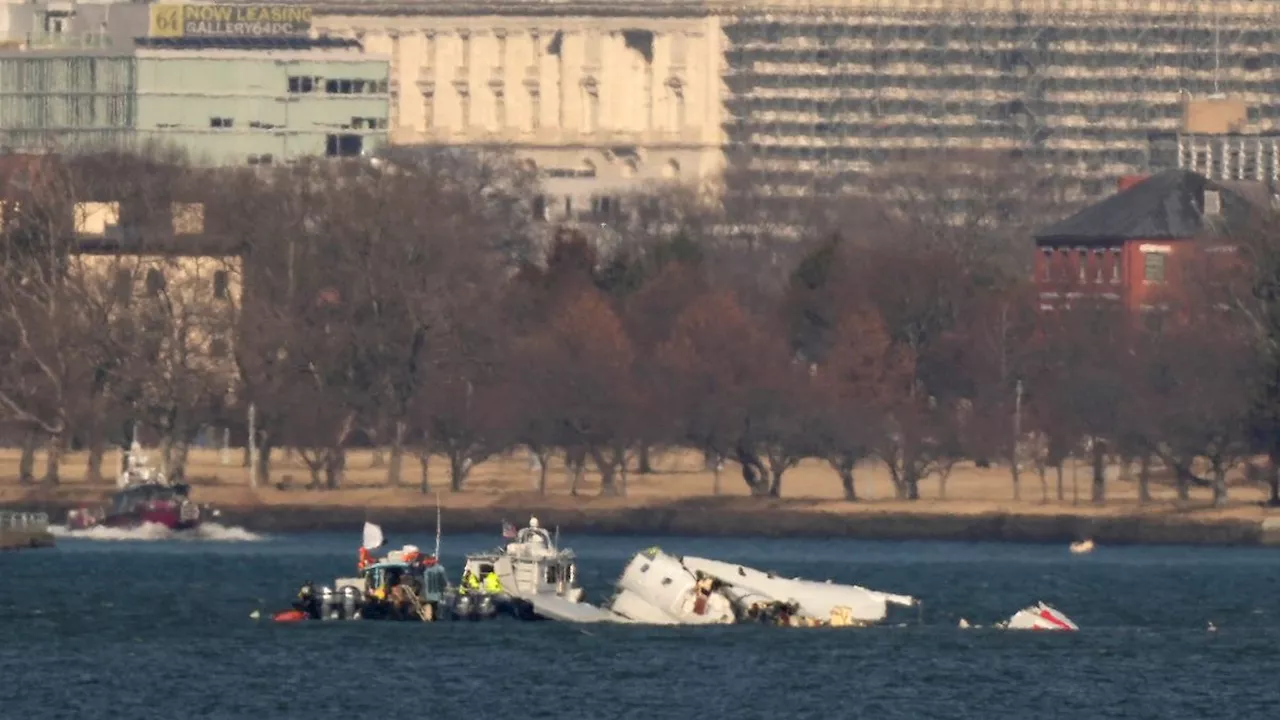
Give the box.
[248,402,259,489]
[1011,379,1024,501]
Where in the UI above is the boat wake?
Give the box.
[49,522,263,542]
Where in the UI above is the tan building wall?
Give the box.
[71,252,242,375]
[314,9,725,217]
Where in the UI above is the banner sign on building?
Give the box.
[149,5,312,38]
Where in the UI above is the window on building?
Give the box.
[210,117,233,128]
[1078,249,1088,282]
[112,269,132,305]
[591,195,612,218]
[43,11,70,34]
[422,90,435,129]
[529,88,541,130]
[260,154,273,165]
[1093,250,1105,283]
[325,134,363,157]
[1143,252,1166,283]
[583,87,599,133]
[1111,249,1122,284]
[325,79,338,93]
[145,268,165,296]
[287,76,314,93]
[494,90,506,130]
[671,87,686,131]
[213,270,229,300]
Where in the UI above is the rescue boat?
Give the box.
[452,517,589,621]
[274,523,452,623]
[66,443,205,532]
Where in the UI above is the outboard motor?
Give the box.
[320,586,339,620]
[341,585,360,620]
[455,593,473,619]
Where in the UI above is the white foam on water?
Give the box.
[49,521,264,542]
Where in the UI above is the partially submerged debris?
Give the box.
[1069,539,1095,555]
[601,548,917,627]
[999,602,1079,631]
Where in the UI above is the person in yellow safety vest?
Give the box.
[461,569,481,593]
[482,571,502,595]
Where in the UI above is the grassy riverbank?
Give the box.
[2,448,1277,545]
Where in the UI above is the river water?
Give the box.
[2,528,1278,719]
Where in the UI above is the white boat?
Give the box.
[603,548,917,627]
[455,517,592,620]
[1000,602,1079,631]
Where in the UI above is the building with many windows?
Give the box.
[243,0,1280,213]
[12,1,1280,209]
[0,35,389,165]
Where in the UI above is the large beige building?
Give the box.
[305,1,725,218]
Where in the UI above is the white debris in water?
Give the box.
[48,522,263,542]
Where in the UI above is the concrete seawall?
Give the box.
[0,511,55,551]
[209,505,1269,546]
[5,497,1274,545]
[5,498,1274,547]
[0,529,56,550]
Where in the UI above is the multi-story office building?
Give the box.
[14,1,1280,205]
[0,3,390,166]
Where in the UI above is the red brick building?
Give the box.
[1033,170,1255,314]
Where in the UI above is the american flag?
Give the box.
[501,521,517,539]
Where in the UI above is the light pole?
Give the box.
[1012,378,1024,501]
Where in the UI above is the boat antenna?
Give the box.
[433,492,442,559]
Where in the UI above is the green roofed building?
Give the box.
[0,36,389,166]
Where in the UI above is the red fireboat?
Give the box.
[66,444,204,531]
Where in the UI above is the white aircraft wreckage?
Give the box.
[535,547,919,627]
[958,602,1080,632]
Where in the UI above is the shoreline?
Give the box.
[6,495,1280,547]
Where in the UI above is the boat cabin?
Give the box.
[462,517,582,602]
[110,483,191,514]
[361,559,449,604]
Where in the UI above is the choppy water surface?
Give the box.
[2,529,1278,719]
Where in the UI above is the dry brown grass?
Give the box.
[1,445,1275,520]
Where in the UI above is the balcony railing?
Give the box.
[0,511,49,533]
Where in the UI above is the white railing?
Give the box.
[0,512,49,533]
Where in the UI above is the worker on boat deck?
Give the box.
[293,581,321,619]
[482,570,502,595]
[461,569,481,593]
[358,547,375,572]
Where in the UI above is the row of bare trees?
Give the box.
[2,148,1278,505]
